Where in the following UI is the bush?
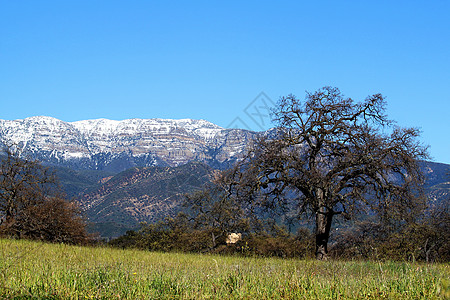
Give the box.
[109,220,315,259]
[331,217,450,262]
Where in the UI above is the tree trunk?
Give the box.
[211,231,217,248]
[315,206,334,260]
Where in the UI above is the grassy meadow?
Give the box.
[0,239,448,299]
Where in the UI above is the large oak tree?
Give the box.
[230,87,429,259]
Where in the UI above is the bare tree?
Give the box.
[0,145,92,244]
[184,172,250,249]
[229,87,429,260]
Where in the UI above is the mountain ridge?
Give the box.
[0,116,257,172]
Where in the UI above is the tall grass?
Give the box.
[0,238,448,299]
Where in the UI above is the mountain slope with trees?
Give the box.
[73,162,214,237]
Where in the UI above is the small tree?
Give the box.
[0,145,92,244]
[184,172,250,249]
[229,87,429,259]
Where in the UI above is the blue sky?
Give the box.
[1,1,449,164]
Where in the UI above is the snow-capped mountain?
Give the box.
[0,116,257,172]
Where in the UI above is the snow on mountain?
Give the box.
[0,116,256,172]
[70,118,221,138]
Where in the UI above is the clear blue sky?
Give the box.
[1,1,449,164]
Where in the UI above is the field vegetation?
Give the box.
[0,238,448,299]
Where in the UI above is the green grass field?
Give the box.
[0,239,448,299]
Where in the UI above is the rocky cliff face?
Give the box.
[0,116,257,172]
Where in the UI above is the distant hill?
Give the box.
[61,162,214,238]
[421,161,450,211]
